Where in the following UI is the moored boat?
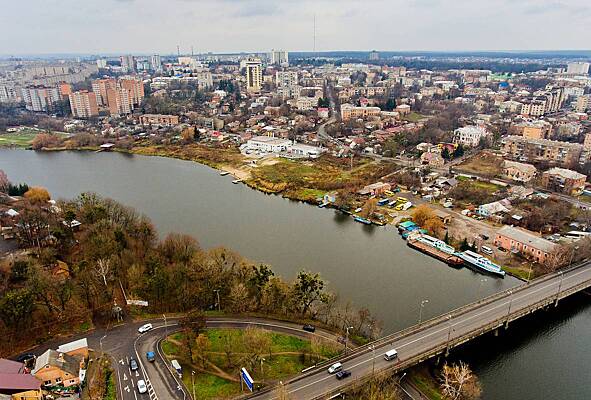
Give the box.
[354,216,372,225]
[407,234,463,265]
[457,250,505,277]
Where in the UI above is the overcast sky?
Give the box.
[1,0,590,55]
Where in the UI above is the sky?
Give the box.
[1,0,590,55]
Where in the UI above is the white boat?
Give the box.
[458,250,505,277]
[232,179,241,184]
[220,171,230,176]
[415,234,456,255]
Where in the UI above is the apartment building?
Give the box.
[500,135,583,167]
[567,62,590,75]
[244,59,263,93]
[0,84,20,103]
[509,120,552,139]
[269,50,288,65]
[106,87,132,115]
[575,95,589,113]
[120,55,136,72]
[276,71,299,99]
[340,103,381,121]
[21,86,61,112]
[541,167,587,195]
[503,160,537,182]
[119,77,145,106]
[150,54,162,72]
[453,125,490,147]
[494,226,556,264]
[69,90,99,118]
[91,78,117,106]
[139,114,179,126]
[520,99,547,117]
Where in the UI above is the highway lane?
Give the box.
[248,263,591,400]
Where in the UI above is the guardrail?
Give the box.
[245,261,591,399]
[312,276,591,400]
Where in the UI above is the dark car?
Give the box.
[336,370,351,380]
[303,324,316,333]
[129,358,138,371]
[16,353,35,363]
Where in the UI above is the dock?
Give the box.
[407,238,463,265]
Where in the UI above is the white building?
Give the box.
[270,50,289,66]
[244,59,263,93]
[96,59,107,69]
[453,125,491,147]
[242,136,291,153]
[21,86,61,112]
[567,62,590,75]
[150,55,162,72]
[120,55,136,73]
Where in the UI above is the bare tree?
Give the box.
[95,258,111,287]
[440,361,482,400]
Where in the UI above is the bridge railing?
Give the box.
[244,260,591,399]
[311,276,591,400]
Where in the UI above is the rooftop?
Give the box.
[497,226,556,253]
[544,167,586,180]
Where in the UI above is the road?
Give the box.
[246,262,591,400]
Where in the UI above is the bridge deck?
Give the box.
[246,262,591,400]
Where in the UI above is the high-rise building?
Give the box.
[119,77,145,106]
[120,55,136,73]
[276,71,298,98]
[106,87,132,116]
[150,55,162,72]
[244,59,263,93]
[96,59,107,69]
[567,62,590,75]
[0,84,20,103]
[92,78,117,106]
[58,82,72,99]
[269,50,289,66]
[69,90,99,118]
[369,50,380,61]
[21,86,61,112]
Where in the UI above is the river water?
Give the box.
[2,149,589,399]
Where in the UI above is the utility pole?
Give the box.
[345,326,353,354]
[418,299,429,325]
[445,315,453,355]
[191,370,196,400]
[555,271,564,306]
[505,290,513,329]
[214,289,221,312]
[163,314,167,337]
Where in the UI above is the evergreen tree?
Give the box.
[444,231,450,244]
[460,238,470,251]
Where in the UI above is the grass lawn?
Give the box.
[163,328,341,399]
[456,175,503,192]
[409,367,443,400]
[403,111,426,123]
[0,132,38,147]
[456,151,503,178]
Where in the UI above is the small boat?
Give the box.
[354,216,372,225]
[220,171,230,176]
[457,250,505,277]
[232,179,241,184]
[318,202,329,208]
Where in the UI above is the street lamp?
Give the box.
[345,326,354,354]
[163,314,167,337]
[213,289,221,312]
[191,370,196,400]
[445,315,454,353]
[527,264,534,282]
[555,270,565,306]
[418,299,429,325]
[369,345,376,376]
[260,358,266,383]
[99,334,107,357]
[505,290,513,328]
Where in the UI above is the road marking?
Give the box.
[134,390,138,400]
[136,370,140,377]
[125,385,130,392]
[123,373,128,381]
[119,358,125,365]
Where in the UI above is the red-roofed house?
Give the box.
[0,358,43,400]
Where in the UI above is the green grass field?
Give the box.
[163,328,341,399]
[0,132,38,147]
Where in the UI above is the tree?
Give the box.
[360,198,378,219]
[442,147,451,160]
[460,238,470,251]
[181,127,196,144]
[248,264,274,307]
[0,288,34,328]
[454,144,464,158]
[293,271,325,316]
[440,361,482,400]
[242,327,272,370]
[0,169,8,193]
[31,133,61,150]
[194,334,210,369]
[412,204,436,226]
[424,217,445,236]
[24,186,51,203]
[180,309,206,336]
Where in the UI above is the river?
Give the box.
[2,149,589,399]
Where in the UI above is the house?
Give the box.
[32,350,82,388]
[241,136,290,154]
[503,160,537,183]
[433,209,453,225]
[358,182,392,196]
[57,338,88,360]
[453,125,490,147]
[420,151,445,167]
[541,168,587,196]
[478,199,511,218]
[494,225,557,263]
[0,358,43,400]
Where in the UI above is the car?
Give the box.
[327,362,342,374]
[138,323,153,333]
[335,370,351,380]
[129,358,138,371]
[146,351,155,362]
[137,379,147,394]
[384,349,398,361]
[15,353,35,363]
[302,324,316,333]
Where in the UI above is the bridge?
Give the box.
[246,261,591,400]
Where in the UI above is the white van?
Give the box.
[327,362,342,374]
[384,349,398,361]
[480,245,493,255]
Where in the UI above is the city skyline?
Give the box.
[2,0,591,55]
